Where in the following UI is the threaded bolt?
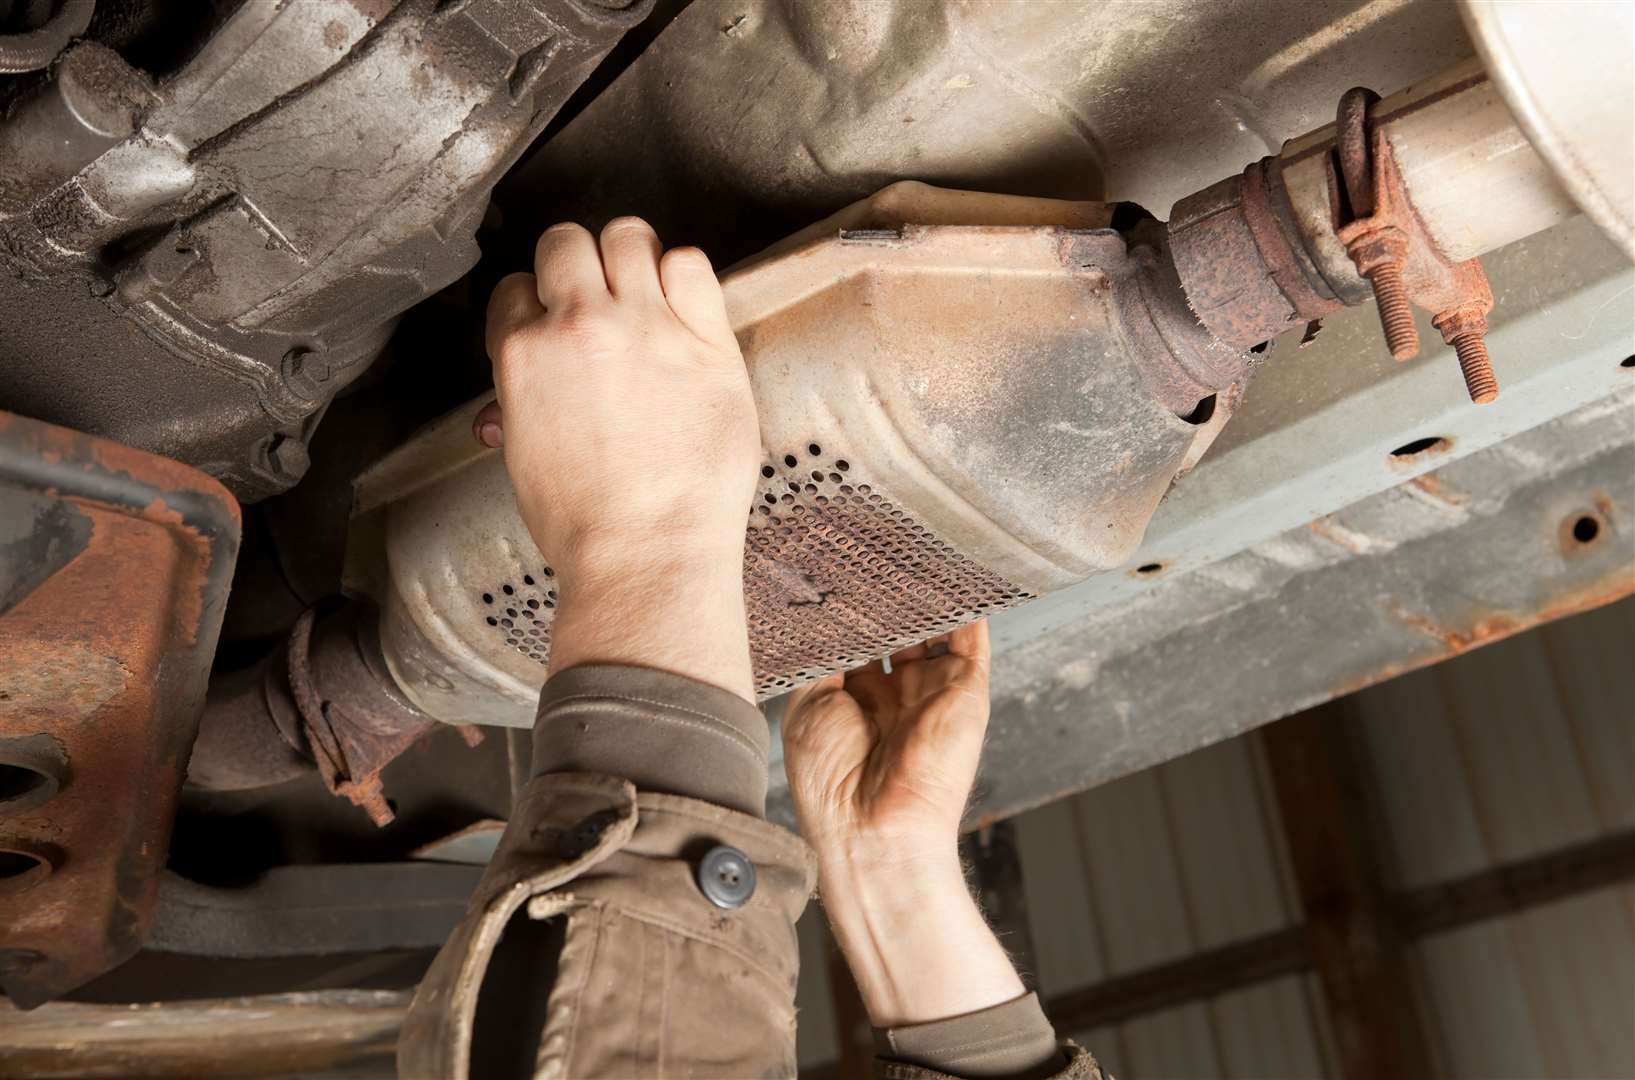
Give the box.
[1366,261,1419,360]
[1451,331,1498,404]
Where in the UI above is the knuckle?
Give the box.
[664,245,712,269]
[535,222,592,266]
[602,215,655,238]
[488,273,538,316]
[542,221,588,240]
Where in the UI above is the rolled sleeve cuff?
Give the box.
[876,991,1065,1080]
[531,664,770,817]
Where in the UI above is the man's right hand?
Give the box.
[783,622,993,854]
[475,219,760,700]
[783,621,1031,1028]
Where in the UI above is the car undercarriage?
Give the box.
[0,0,1631,1039]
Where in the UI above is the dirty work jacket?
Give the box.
[399,665,1105,1080]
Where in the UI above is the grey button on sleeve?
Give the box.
[697,844,757,909]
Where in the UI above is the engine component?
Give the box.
[0,0,651,501]
[345,184,1237,725]
[0,409,239,1009]
[0,0,92,74]
[187,600,479,826]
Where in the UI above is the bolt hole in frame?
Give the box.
[1560,510,1608,555]
[1390,435,1452,460]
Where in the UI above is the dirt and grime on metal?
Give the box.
[0,411,239,1008]
[1332,561,1635,699]
[0,990,408,1078]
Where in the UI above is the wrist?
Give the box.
[814,830,962,892]
[816,840,1025,1028]
[553,524,744,594]
[546,547,754,702]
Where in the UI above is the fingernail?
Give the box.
[478,422,503,448]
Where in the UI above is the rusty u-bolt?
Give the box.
[1336,88,1420,361]
[1333,86,1498,403]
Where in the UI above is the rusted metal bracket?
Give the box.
[1334,87,1499,403]
[0,411,240,1008]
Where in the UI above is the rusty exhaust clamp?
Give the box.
[1334,86,1499,403]
[186,599,479,828]
[288,604,483,826]
[0,410,240,1008]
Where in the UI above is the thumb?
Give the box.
[472,399,504,449]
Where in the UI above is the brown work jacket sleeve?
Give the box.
[398,664,1096,1080]
[875,992,1106,1079]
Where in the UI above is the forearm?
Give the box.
[817,836,1073,1079]
[529,536,768,814]
[817,837,1024,1027]
[547,540,754,703]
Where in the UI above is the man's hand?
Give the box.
[783,622,1028,1027]
[477,219,759,700]
[783,622,991,853]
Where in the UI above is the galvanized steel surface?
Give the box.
[991,212,1635,678]
[899,380,1635,833]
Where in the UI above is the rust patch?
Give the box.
[1407,474,1468,508]
[1167,158,1345,353]
[1305,517,1371,556]
[0,646,127,726]
[0,411,239,1008]
[286,607,466,828]
[1329,566,1635,699]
